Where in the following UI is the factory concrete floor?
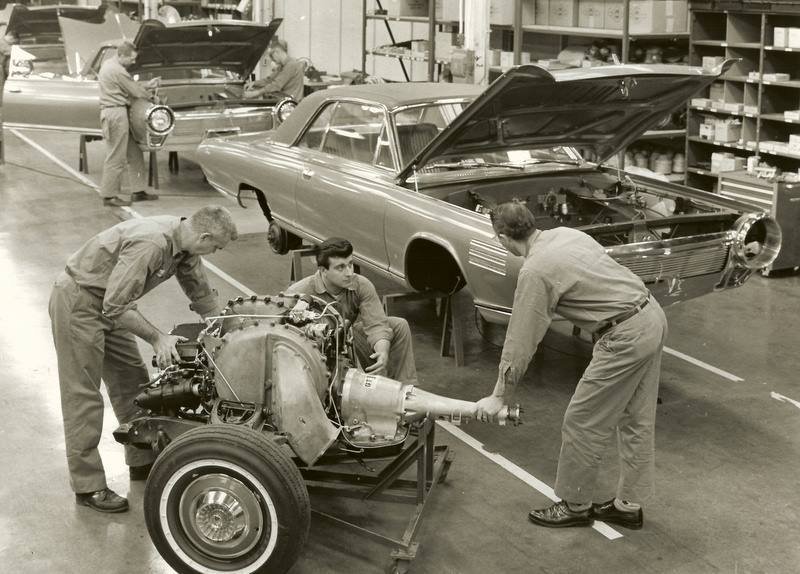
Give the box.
[1,127,799,574]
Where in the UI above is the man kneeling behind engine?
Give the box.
[286,237,417,384]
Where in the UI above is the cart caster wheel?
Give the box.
[386,561,410,574]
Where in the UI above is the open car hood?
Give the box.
[398,61,735,183]
[129,18,282,79]
[6,4,105,44]
[60,11,139,75]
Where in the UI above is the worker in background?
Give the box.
[0,28,19,100]
[244,38,305,102]
[49,206,238,513]
[286,237,417,384]
[98,40,160,207]
[476,199,668,531]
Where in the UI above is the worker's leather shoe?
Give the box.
[129,463,153,481]
[102,196,132,207]
[75,488,129,513]
[528,500,592,528]
[591,500,643,530]
[131,191,159,202]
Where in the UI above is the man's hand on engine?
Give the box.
[366,339,390,375]
[475,395,505,422]
[153,333,188,369]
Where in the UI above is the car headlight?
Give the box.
[731,212,782,269]
[275,97,297,124]
[146,105,175,135]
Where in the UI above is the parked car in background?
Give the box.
[197,63,782,325]
[2,10,296,153]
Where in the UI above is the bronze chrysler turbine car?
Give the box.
[2,10,296,152]
[198,62,782,324]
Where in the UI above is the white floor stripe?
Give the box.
[437,421,623,541]
[9,128,100,190]
[771,392,800,411]
[201,260,256,297]
[663,346,743,382]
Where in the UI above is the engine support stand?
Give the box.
[300,418,454,573]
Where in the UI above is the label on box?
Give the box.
[579,0,605,28]
[699,124,715,139]
[789,28,800,49]
[490,0,515,25]
[535,0,549,25]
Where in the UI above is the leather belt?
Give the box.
[596,296,651,338]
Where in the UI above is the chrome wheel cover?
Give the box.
[160,459,279,574]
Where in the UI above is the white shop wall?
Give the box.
[272,0,429,81]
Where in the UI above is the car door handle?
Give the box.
[301,168,314,180]
[7,88,21,93]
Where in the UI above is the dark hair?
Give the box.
[489,199,537,241]
[316,237,353,269]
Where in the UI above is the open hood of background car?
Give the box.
[7,4,105,44]
[129,18,282,80]
[60,11,139,75]
[398,61,735,183]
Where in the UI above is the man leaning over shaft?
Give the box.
[476,199,668,530]
[286,237,417,383]
[49,206,238,513]
[98,39,160,207]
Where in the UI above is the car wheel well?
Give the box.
[239,184,272,222]
[405,240,466,293]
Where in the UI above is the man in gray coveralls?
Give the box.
[476,199,668,530]
[49,206,237,512]
[98,40,160,207]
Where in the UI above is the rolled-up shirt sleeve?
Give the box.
[102,240,163,319]
[118,71,150,101]
[497,269,558,388]
[175,254,218,316]
[355,279,393,348]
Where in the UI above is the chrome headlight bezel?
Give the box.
[146,105,175,135]
[275,97,297,124]
[731,212,782,269]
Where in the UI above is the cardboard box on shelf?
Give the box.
[578,0,604,28]
[702,56,726,71]
[490,0,515,25]
[691,97,711,108]
[521,52,532,64]
[489,49,502,67]
[629,0,687,35]
[384,0,429,17]
[722,102,744,113]
[434,31,456,60]
[435,0,460,21]
[711,152,745,173]
[774,27,788,47]
[790,134,800,154]
[709,83,724,101]
[789,28,800,49]
[784,110,800,121]
[522,0,536,25]
[744,105,758,115]
[535,0,549,25]
[500,51,515,70]
[748,71,761,81]
[699,123,716,139]
[549,0,578,27]
[763,73,791,82]
[605,0,624,30]
[715,121,742,143]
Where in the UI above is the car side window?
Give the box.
[320,102,389,166]
[296,103,336,151]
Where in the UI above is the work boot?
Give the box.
[528,500,592,528]
[131,190,159,201]
[102,196,132,207]
[591,499,643,530]
[75,488,129,513]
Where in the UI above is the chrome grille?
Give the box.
[172,111,272,138]
[614,243,730,282]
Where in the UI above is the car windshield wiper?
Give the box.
[517,158,585,168]
[425,159,526,170]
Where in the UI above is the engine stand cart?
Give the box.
[299,417,454,574]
